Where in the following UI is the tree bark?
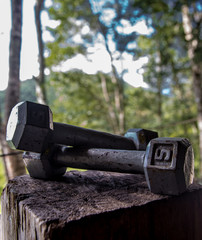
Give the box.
[111,65,125,135]
[99,73,120,133]
[0,0,26,180]
[34,0,47,104]
[0,108,9,179]
[182,4,202,178]
[5,0,22,122]
[156,50,163,121]
[99,24,125,135]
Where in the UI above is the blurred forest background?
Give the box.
[0,0,201,194]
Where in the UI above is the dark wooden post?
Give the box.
[1,171,202,240]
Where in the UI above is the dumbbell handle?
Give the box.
[6,101,158,153]
[52,146,145,174]
[23,137,194,196]
[52,123,136,150]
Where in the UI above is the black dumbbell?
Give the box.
[6,101,158,152]
[23,137,194,196]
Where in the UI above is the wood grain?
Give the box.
[1,171,202,240]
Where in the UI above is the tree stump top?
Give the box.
[2,171,202,240]
[5,171,163,220]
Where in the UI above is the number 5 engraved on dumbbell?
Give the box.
[153,145,173,167]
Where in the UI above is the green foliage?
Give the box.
[132,0,201,175]
[0,158,6,198]
[125,86,159,129]
[0,79,37,120]
[42,0,202,177]
[91,0,140,54]
[46,0,96,67]
[20,79,37,102]
[3,1,198,180]
[48,70,117,132]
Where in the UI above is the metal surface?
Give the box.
[124,129,158,150]
[23,150,66,179]
[23,138,194,196]
[7,101,159,153]
[7,102,160,154]
[55,147,145,174]
[6,101,53,153]
[52,123,136,150]
[143,138,194,195]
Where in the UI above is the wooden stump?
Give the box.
[1,171,202,240]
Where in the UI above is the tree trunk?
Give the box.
[5,0,22,122]
[155,49,163,122]
[99,73,120,133]
[0,108,9,179]
[0,0,26,180]
[182,4,202,179]
[34,0,47,104]
[111,65,125,135]
[192,65,202,178]
[99,26,125,135]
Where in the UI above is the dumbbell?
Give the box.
[23,137,194,195]
[6,101,158,152]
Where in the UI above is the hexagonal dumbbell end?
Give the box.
[23,148,66,179]
[124,128,158,150]
[6,101,53,153]
[144,137,194,195]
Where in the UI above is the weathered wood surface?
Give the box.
[1,171,202,240]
